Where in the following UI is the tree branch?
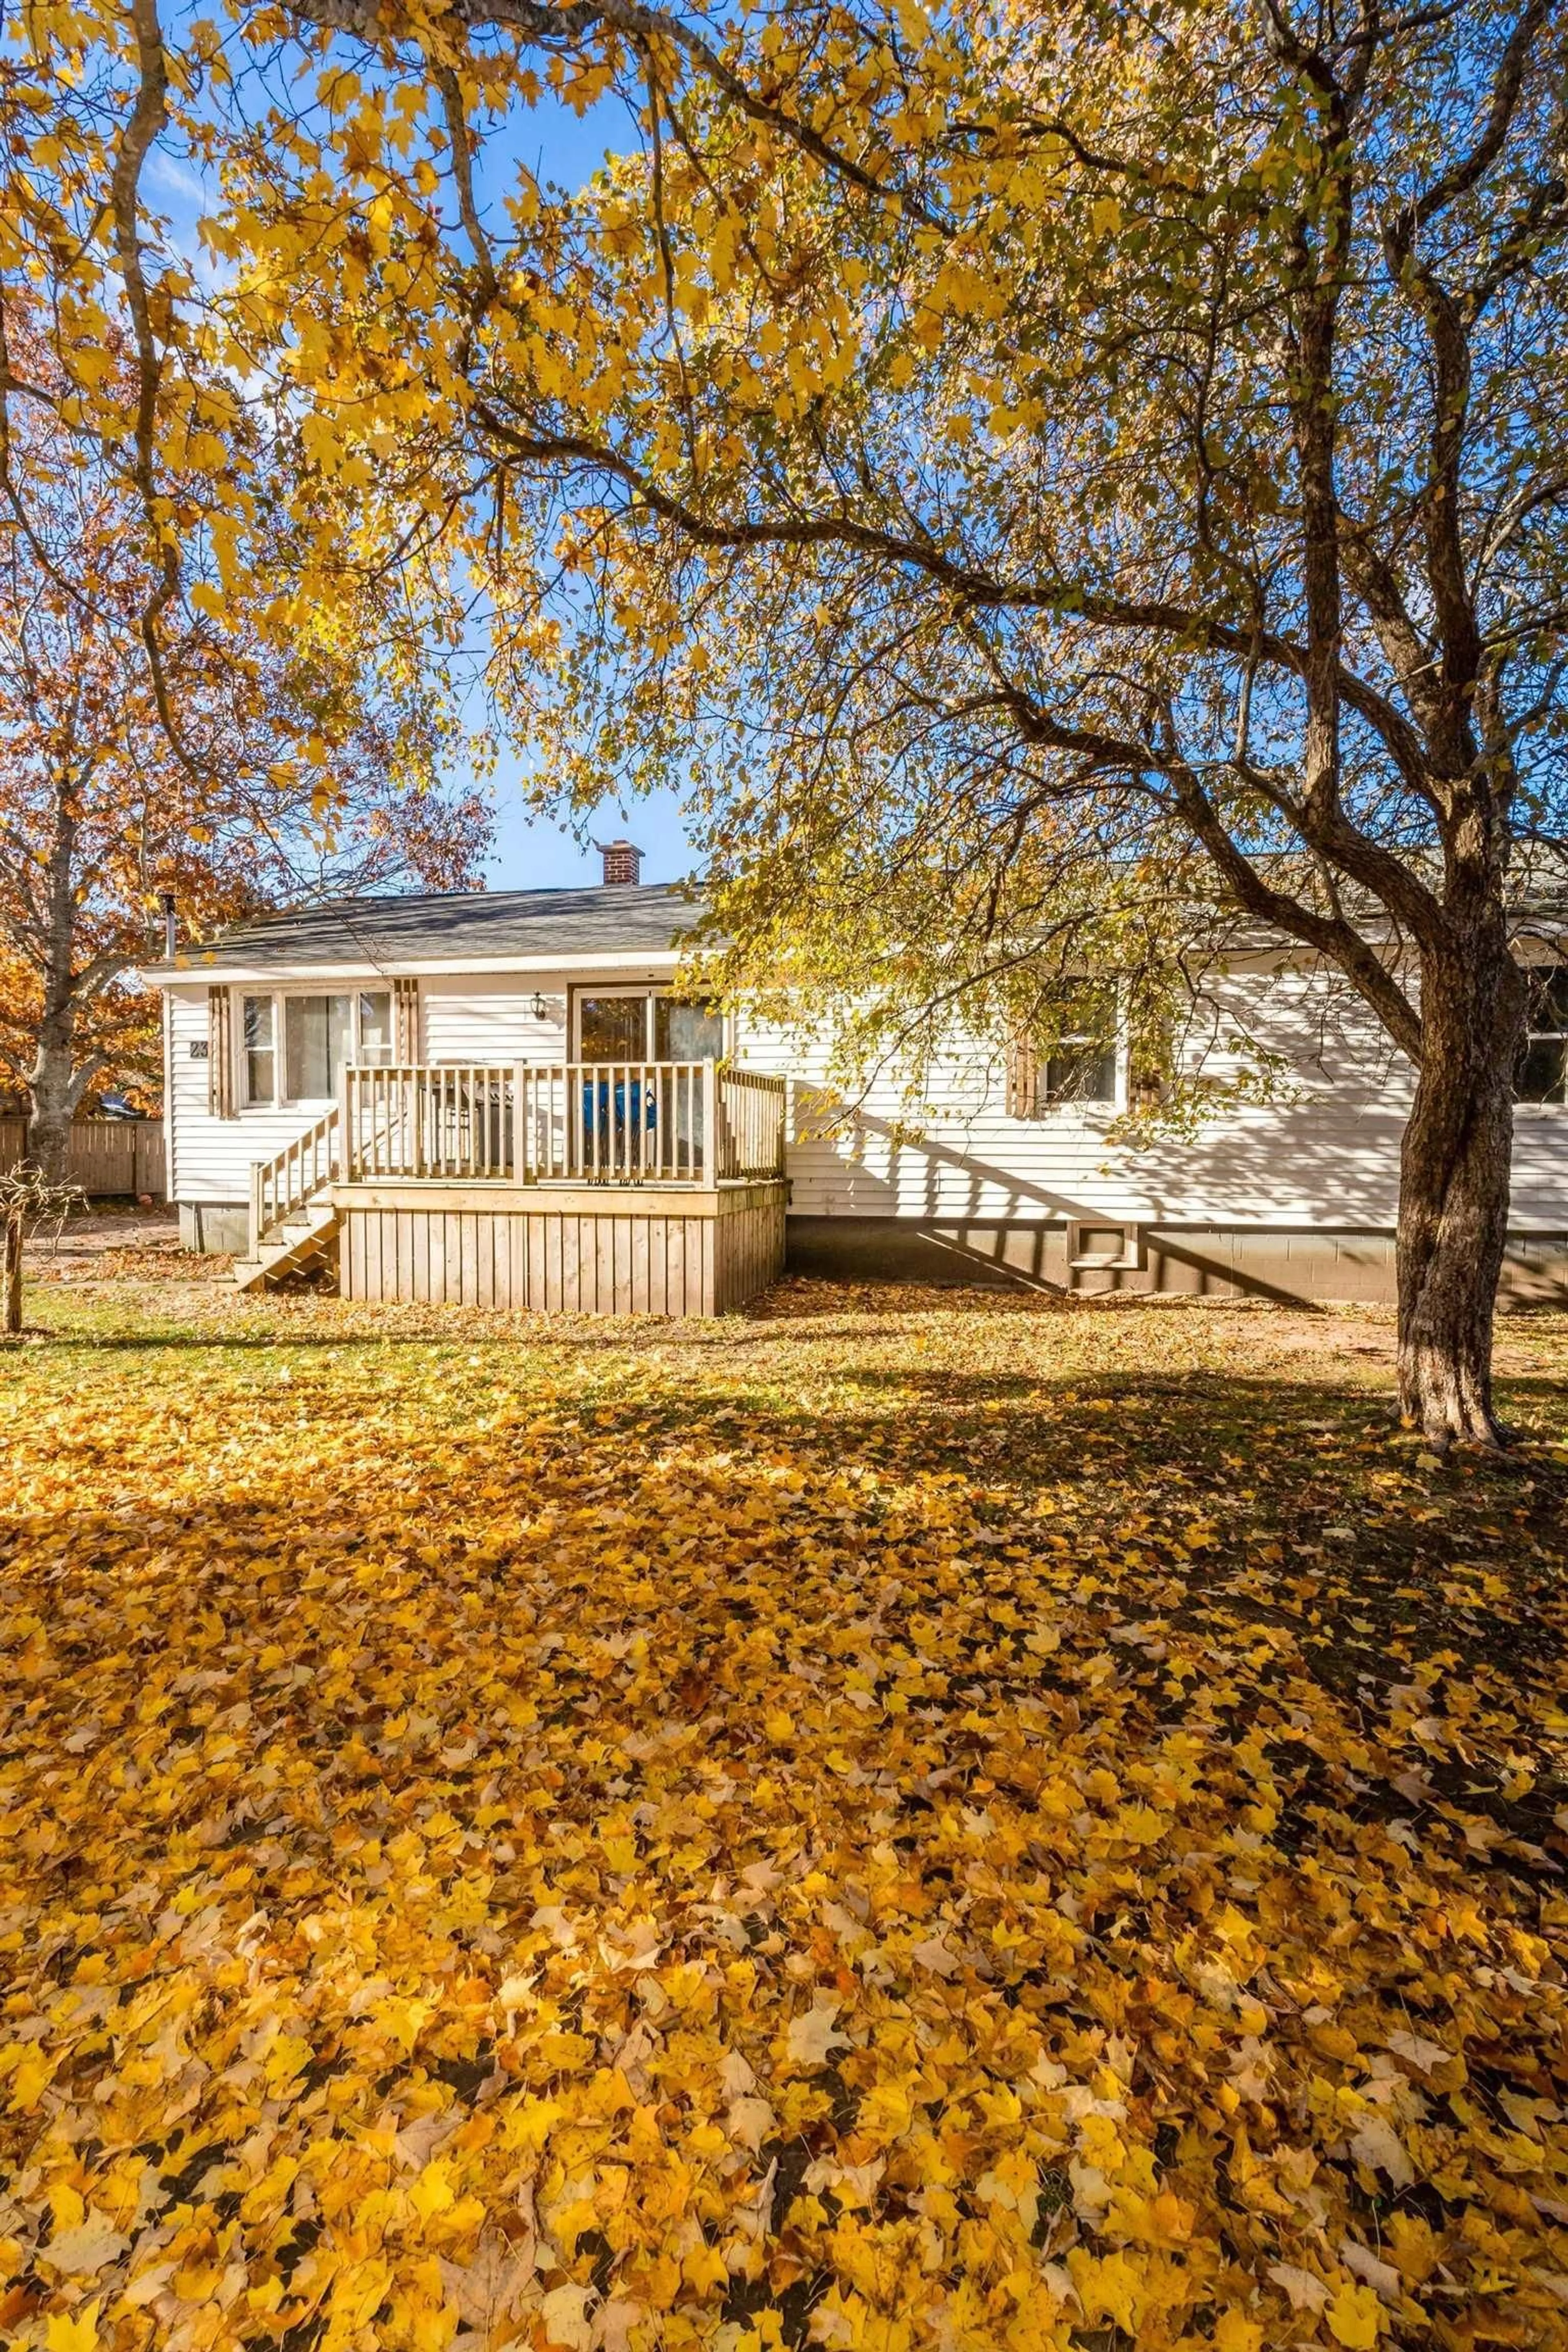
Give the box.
[472,401,1432,780]
[1163,744,1425,1062]
[292,0,954,231]
[1401,0,1556,234]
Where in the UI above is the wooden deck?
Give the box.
[336,1178,785,1313]
[242,1061,788,1312]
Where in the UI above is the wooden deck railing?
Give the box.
[715,1064,788,1179]
[517,1061,713,1183]
[335,1061,787,1187]
[343,1065,513,1180]
[249,1105,339,1252]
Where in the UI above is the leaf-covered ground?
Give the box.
[2,1247,1567,2352]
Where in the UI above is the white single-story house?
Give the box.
[142,843,1568,1310]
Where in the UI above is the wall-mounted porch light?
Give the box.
[531,991,549,1022]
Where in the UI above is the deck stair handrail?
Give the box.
[249,1105,339,1253]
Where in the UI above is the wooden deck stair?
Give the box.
[234,1108,341,1294]
[234,1196,340,1292]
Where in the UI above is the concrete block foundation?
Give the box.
[783,1217,1568,1307]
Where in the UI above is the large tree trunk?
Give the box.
[26,1018,78,1181]
[1396,933,1525,1446]
[26,788,86,1183]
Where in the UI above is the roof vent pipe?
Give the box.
[595,839,643,887]
[160,890,177,957]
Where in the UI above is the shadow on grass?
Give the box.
[27,1269,1365,1350]
[3,1367,1566,1876]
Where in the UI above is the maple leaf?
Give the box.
[1327,2281,1385,2346]
[1268,2262,1329,2313]
[540,2282,594,2349]
[785,2000,852,2067]
[39,2216,128,2278]
[44,2305,100,2352]
[1348,2115,1415,2189]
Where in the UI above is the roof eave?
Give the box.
[138,945,691,987]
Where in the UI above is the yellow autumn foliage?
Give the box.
[1,1267,1566,2349]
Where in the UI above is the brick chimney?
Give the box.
[596,839,643,886]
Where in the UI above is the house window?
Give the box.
[655,996,725,1060]
[1517,967,1568,1105]
[1043,1031,1119,1107]
[285,993,353,1100]
[1007,991,1118,1116]
[1006,991,1120,1118]
[1045,989,1118,1106]
[242,996,275,1105]
[579,992,651,1060]
[576,989,725,1061]
[358,991,395,1065]
[239,988,394,1105]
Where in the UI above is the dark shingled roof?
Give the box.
[156,882,708,972]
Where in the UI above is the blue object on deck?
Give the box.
[581,1076,657,1150]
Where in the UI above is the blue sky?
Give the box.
[151,49,698,894]
[468,86,698,892]
[486,778,695,891]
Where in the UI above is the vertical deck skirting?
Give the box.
[335,1181,786,1314]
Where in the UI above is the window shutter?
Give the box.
[393,976,419,1063]
[1005,1034,1038,1119]
[207,988,235,1118]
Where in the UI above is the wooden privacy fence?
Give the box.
[338,1062,787,1188]
[0,1116,165,1198]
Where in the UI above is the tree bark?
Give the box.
[26,1018,78,1181]
[25,784,87,1181]
[1396,932,1525,1446]
[2,1212,22,1335]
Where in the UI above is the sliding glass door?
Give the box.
[572,990,725,1178]
[575,991,724,1062]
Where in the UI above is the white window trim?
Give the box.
[235,984,395,1110]
[238,990,276,1112]
[1020,987,1125,1119]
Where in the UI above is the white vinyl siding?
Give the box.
[170,987,360,1202]
[733,959,1567,1229]
[420,971,566,1064]
[168,974,579,1205]
[162,958,1568,1230]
